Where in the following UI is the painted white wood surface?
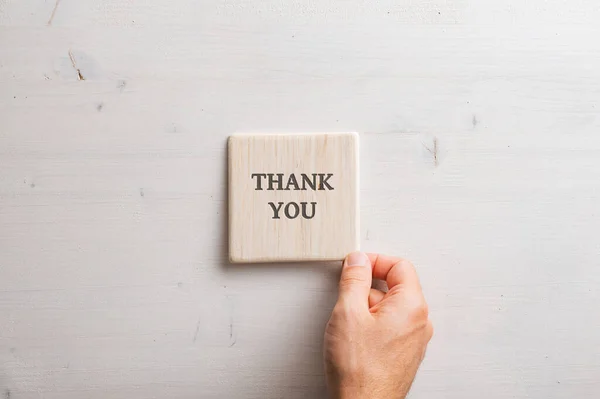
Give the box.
[1,1,600,398]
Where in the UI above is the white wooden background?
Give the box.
[1,1,600,398]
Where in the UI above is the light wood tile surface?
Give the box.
[228,133,359,262]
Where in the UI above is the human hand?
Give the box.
[324,252,433,399]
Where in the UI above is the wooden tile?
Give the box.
[228,133,359,263]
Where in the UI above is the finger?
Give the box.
[367,253,421,292]
[368,288,385,308]
[338,251,372,311]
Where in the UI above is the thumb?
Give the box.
[338,251,372,310]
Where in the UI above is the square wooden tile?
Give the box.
[228,133,359,263]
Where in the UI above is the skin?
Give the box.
[324,252,434,399]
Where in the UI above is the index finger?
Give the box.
[367,253,421,291]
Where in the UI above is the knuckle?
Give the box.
[387,286,429,320]
[426,321,434,341]
[398,259,415,270]
[408,298,429,322]
[332,301,354,319]
[332,299,365,323]
[339,270,368,288]
[328,304,356,333]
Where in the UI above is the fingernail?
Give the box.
[346,251,369,267]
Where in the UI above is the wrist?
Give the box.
[335,378,372,399]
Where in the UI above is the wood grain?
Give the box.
[228,133,359,262]
[1,0,600,398]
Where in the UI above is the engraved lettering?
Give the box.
[301,173,317,191]
[267,173,284,190]
[318,173,334,190]
[268,202,284,219]
[285,174,299,191]
[284,202,300,219]
[301,202,317,219]
[251,173,267,190]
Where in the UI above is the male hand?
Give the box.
[324,252,433,399]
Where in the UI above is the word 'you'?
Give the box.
[251,173,334,220]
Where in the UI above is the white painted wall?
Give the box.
[1,1,600,398]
